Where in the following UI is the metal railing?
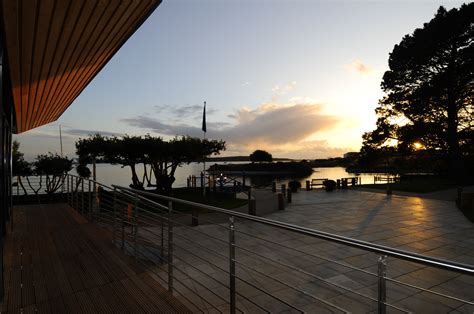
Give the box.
[63,174,474,313]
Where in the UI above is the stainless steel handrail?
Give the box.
[61,174,473,312]
[113,184,474,275]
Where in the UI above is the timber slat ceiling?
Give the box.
[2,0,162,133]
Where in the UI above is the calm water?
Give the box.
[72,163,382,188]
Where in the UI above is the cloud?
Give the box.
[154,104,217,119]
[62,128,121,137]
[347,60,373,75]
[221,104,337,145]
[271,81,297,97]
[122,102,345,158]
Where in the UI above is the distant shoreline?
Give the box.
[205,156,293,162]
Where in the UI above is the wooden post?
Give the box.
[281,184,286,197]
[192,208,199,226]
[457,187,463,207]
[306,180,311,191]
[277,193,285,211]
[287,188,292,203]
[337,179,341,189]
[248,199,256,215]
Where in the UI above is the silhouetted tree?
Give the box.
[12,140,32,195]
[249,150,273,163]
[75,135,226,194]
[362,4,474,176]
[34,153,72,195]
[76,133,108,181]
[144,136,226,194]
[106,135,148,189]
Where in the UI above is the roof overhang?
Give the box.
[1,0,162,133]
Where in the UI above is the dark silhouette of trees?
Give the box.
[76,133,108,182]
[12,140,32,195]
[76,135,226,194]
[362,4,473,176]
[249,150,273,163]
[34,153,72,195]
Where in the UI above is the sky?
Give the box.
[15,0,468,161]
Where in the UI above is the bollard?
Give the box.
[337,179,341,189]
[233,181,237,196]
[248,199,256,215]
[344,178,349,189]
[187,177,190,188]
[277,193,285,211]
[386,184,392,195]
[272,182,277,193]
[457,187,463,207]
[287,188,292,203]
[306,180,311,191]
[281,184,286,197]
[191,208,199,226]
[200,172,204,188]
[352,178,356,187]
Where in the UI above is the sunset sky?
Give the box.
[15,0,467,160]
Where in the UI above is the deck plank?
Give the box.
[1,203,189,313]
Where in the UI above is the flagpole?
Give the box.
[202,101,207,196]
[59,125,63,157]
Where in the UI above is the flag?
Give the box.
[202,101,207,133]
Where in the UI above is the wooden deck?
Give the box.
[1,203,190,313]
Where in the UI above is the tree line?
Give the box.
[76,134,225,194]
[361,4,473,178]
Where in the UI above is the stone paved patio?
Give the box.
[141,189,474,313]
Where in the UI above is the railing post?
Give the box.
[112,187,117,245]
[229,216,236,314]
[66,175,69,205]
[133,198,139,263]
[160,212,164,263]
[75,177,79,210]
[377,255,387,314]
[168,200,174,293]
[81,179,85,214]
[88,180,92,221]
[120,191,125,251]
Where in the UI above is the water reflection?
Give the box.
[72,163,385,188]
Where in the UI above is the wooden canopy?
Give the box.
[1,0,162,133]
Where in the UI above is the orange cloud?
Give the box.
[347,59,373,75]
